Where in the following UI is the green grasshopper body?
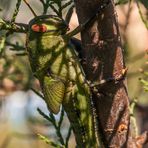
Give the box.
[26,15,99,147]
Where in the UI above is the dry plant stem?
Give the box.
[74,0,147,147]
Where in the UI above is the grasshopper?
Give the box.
[24,0,110,147]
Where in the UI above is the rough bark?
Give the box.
[74,0,148,147]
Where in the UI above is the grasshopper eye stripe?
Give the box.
[29,15,66,27]
[31,24,47,32]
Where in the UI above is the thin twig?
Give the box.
[5,41,25,51]
[0,19,28,33]
[31,88,44,99]
[58,107,65,128]
[65,5,74,24]
[49,4,60,16]
[49,112,65,145]
[23,0,37,17]
[0,36,6,55]
[37,134,65,148]
[136,0,148,29]
[39,0,50,14]
[130,98,138,137]
[62,0,73,10]
[37,108,65,145]
[37,108,53,122]
[11,0,22,23]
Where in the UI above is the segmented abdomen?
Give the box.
[61,45,98,147]
[63,81,98,148]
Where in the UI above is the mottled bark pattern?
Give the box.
[74,0,147,147]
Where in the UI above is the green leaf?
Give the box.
[139,78,148,86]
[0,36,5,55]
[37,134,65,148]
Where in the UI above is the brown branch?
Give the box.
[74,0,147,147]
[127,131,148,148]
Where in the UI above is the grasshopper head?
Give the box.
[28,15,69,35]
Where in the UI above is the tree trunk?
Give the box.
[74,0,148,147]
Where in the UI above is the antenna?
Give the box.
[23,0,37,17]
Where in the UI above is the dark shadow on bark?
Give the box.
[74,0,148,147]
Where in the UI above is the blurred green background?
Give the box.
[0,0,147,147]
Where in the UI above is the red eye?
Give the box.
[39,24,47,32]
[31,24,47,32]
